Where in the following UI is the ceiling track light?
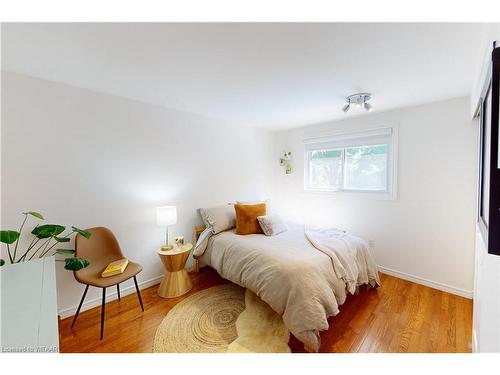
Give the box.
[342,93,373,113]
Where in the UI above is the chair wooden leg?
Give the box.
[116,284,121,301]
[133,276,144,312]
[100,287,106,340]
[71,285,89,328]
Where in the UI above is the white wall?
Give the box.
[271,97,477,297]
[472,227,500,352]
[470,23,500,353]
[1,71,272,317]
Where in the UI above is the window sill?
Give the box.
[303,188,396,200]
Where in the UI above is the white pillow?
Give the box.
[257,214,287,236]
[199,204,235,234]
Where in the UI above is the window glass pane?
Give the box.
[309,149,343,189]
[344,144,388,191]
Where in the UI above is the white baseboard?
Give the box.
[58,275,163,319]
[377,265,473,299]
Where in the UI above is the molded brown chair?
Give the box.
[71,227,144,339]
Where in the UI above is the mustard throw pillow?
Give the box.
[234,203,267,235]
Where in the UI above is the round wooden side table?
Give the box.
[157,243,193,298]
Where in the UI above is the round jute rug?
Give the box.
[153,283,245,353]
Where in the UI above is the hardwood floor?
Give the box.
[59,268,472,353]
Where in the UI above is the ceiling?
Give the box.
[1,23,486,130]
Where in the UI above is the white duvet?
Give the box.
[196,223,380,352]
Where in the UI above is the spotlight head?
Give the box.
[342,104,350,113]
[364,102,373,112]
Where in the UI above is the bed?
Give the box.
[193,220,380,352]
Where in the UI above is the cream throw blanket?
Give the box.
[305,226,380,294]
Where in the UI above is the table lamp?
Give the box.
[157,206,177,249]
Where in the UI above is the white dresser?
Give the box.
[0,257,59,352]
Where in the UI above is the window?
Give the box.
[478,45,500,256]
[304,128,396,196]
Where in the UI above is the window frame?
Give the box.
[477,44,500,256]
[303,126,398,199]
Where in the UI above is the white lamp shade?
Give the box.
[156,206,177,226]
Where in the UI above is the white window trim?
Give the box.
[303,125,398,200]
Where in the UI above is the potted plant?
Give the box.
[0,211,91,271]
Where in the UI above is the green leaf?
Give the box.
[55,249,75,255]
[24,211,45,220]
[31,224,65,239]
[64,257,90,271]
[71,226,91,239]
[54,236,70,243]
[0,230,20,244]
[0,259,5,266]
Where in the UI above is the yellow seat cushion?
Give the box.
[234,203,267,235]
